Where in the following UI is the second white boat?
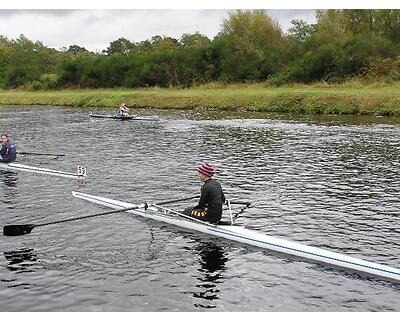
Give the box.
[0,162,87,180]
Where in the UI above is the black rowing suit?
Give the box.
[0,141,17,163]
[188,178,226,223]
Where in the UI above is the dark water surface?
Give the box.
[0,106,399,311]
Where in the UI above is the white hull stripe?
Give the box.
[207,227,400,277]
[0,163,86,179]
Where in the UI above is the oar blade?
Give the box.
[3,224,35,236]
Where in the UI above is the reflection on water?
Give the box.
[3,248,37,273]
[193,242,228,309]
[0,172,18,209]
[1,172,18,187]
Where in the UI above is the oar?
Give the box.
[17,151,66,157]
[3,195,199,237]
[3,205,141,236]
[155,195,199,206]
[226,200,251,207]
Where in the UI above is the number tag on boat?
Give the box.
[78,166,87,179]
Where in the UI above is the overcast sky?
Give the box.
[0,9,318,52]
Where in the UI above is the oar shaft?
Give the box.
[156,195,199,206]
[18,151,66,157]
[35,205,141,227]
[226,200,251,206]
[3,194,199,236]
[3,205,141,236]
[42,194,198,227]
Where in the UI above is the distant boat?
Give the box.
[0,162,86,180]
[89,112,160,122]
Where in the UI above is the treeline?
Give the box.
[0,9,400,90]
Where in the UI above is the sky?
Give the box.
[0,1,398,52]
[0,9,317,52]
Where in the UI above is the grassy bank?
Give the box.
[1,83,400,116]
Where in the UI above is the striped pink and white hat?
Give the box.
[197,162,215,177]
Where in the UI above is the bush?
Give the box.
[39,73,59,89]
[265,72,291,86]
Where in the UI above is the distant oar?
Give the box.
[3,195,199,236]
[17,151,66,157]
[226,200,251,207]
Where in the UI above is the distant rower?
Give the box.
[0,134,17,163]
[117,102,129,117]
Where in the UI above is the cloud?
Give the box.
[0,9,316,52]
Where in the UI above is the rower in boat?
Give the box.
[0,134,17,164]
[117,102,130,118]
[183,162,226,224]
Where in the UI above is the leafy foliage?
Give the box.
[1,9,400,89]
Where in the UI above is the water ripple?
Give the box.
[1,107,400,310]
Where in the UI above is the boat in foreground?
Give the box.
[72,191,400,281]
[89,112,160,122]
[0,162,86,180]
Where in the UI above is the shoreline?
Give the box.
[1,84,400,116]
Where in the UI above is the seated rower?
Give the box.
[117,102,130,117]
[183,162,225,224]
[0,134,17,163]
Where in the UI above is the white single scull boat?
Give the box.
[0,162,87,180]
[72,191,400,281]
[89,112,160,122]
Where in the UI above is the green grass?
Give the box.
[1,83,400,116]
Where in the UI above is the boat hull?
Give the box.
[0,162,86,179]
[89,113,160,121]
[72,191,400,281]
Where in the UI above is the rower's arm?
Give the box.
[0,145,5,157]
[195,187,208,209]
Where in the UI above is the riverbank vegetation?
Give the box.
[0,9,400,115]
[1,82,400,116]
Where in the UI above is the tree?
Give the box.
[218,9,285,53]
[67,45,89,55]
[376,10,400,43]
[314,10,351,43]
[214,10,286,82]
[316,9,400,44]
[104,37,134,55]
[287,19,315,42]
[151,35,180,50]
[0,36,12,87]
[3,34,60,88]
[342,10,377,34]
[180,32,211,48]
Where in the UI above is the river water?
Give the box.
[0,105,399,311]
